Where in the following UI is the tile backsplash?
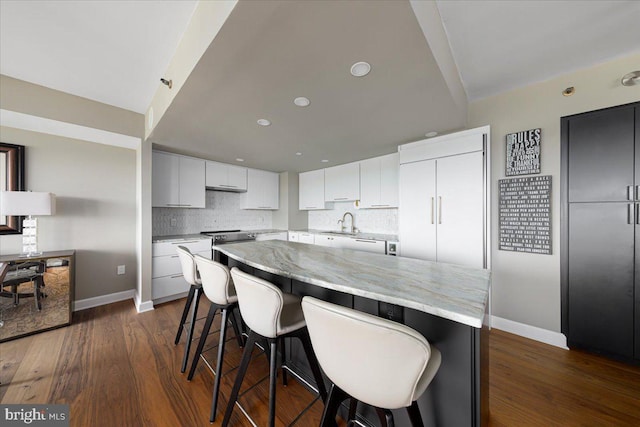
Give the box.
[153,191,272,236]
[308,202,398,235]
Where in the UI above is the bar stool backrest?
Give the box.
[0,263,8,283]
[230,267,284,339]
[194,255,236,305]
[301,296,441,410]
[176,246,200,285]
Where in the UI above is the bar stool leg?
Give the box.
[187,303,218,380]
[281,337,288,386]
[348,398,358,424]
[406,401,424,427]
[222,330,257,427]
[320,383,346,427]
[175,285,196,345]
[297,328,328,401]
[268,338,278,427]
[210,307,230,422]
[374,408,394,427]
[229,308,245,347]
[181,287,202,373]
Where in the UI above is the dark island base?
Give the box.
[224,256,489,427]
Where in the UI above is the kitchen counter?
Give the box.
[215,240,491,426]
[294,229,398,242]
[215,240,490,328]
[152,234,211,243]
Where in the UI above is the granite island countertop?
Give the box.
[216,240,490,328]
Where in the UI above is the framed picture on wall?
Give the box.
[506,128,541,176]
[0,142,26,234]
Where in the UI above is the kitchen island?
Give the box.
[216,240,491,427]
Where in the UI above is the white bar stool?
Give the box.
[175,246,204,373]
[188,255,244,422]
[301,296,442,427]
[222,267,328,427]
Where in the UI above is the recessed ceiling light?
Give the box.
[257,119,271,126]
[321,159,329,163]
[350,61,371,77]
[295,152,302,156]
[294,97,310,107]
[236,158,244,162]
[425,131,438,138]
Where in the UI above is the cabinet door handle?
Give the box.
[628,185,634,201]
[637,203,639,225]
[334,197,348,201]
[438,196,443,224]
[355,239,376,243]
[171,241,198,245]
[371,204,390,207]
[305,206,317,209]
[430,197,435,224]
[636,185,639,201]
[629,204,635,225]
[170,274,184,279]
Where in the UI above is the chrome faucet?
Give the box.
[341,212,357,233]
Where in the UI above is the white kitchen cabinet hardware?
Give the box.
[360,153,399,209]
[299,169,331,210]
[205,161,248,191]
[152,151,206,208]
[398,126,490,269]
[241,168,279,210]
[324,162,360,202]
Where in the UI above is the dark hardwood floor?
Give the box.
[1,298,639,426]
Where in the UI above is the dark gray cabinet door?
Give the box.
[568,106,635,202]
[568,203,634,358]
[636,208,640,360]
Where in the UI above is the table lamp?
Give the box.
[0,191,56,257]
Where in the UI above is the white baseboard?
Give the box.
[152,292,188,306]
[134,291,155,313]
[491,315,568,349]
[73,289,136,312]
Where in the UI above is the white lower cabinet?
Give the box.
[152,238,211,300]
[314,235,336,247]
[338,237,386,254]
[289,232,315,244]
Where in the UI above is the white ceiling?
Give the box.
[0,0,198,114]
[436,0,640,100]
[1,0,639,171]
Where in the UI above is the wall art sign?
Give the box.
[506,128,541,176]
[499,175,551,254]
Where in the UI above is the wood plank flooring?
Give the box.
[1,298,639,426]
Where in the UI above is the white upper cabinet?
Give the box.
[205,161,247,192]
[324,162,360,202]
[299,169,330,210]
[152,151,205,208]
[241,168,279,210]
[359,153,399,208]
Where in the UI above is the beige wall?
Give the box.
[273,172,308,231]
[0,126,137,300]
[1,75,142,138]
[469,54,640,332]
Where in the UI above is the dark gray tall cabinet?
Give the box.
[561,102,640,362]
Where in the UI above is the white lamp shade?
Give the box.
[0,191,56,216]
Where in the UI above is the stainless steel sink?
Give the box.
[319,231,358,236]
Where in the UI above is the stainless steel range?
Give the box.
[200,230,257,261]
